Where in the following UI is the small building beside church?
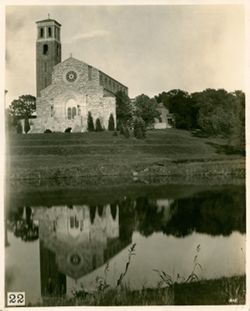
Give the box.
[154,103,175,129]
[30,18,128,133]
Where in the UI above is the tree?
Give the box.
[155,88,245,154]
[156,89,198,130]
[196,89,236,136]
[9,95,36,121]
[24,118,30,134]
[95,118,103,131]
[155,91,170,108]
[87,112,95,131]
[115,91,132,129]
[228,90,245,153]
[108,113,115,131]
[134,94,160,128]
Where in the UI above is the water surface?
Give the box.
[5,183,245,305]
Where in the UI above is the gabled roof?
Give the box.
[53,56,128,89]
[53,56,87,70]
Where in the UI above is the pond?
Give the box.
[5,182,246,305]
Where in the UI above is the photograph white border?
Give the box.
[1,0,249,310]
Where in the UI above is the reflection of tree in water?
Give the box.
[7,188,245,243]
[89,204,121,226]
[111,203,117,219]
[7,206,39,241]
[119,188,245,238]
[90,205,96,224]
[116,197,136,242]
[134,197,164,237]
[97,205,104,217]
[161,189,245,237]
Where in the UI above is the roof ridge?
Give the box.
[36,19,61,26]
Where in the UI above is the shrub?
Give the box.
[134,126,144,139]
[113,130,118,136]
[87,112,95,131]
[65,127,72,133]
[16,121,22,134]
[119,124,125,135]
[123,126,130,138]
[108,114,115,131]
[24,118,30,134]
[134,117,146,139]
[44,129,52,133]
[95,118,103,132]
[116,119,122,131]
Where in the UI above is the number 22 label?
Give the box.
[7,292,25,306]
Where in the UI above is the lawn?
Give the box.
[6,129,245,180]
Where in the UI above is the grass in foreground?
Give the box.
[29,276,245,306]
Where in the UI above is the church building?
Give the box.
[30,18,128,133]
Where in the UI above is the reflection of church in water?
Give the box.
[8,197,174,298]
[33,204,131,297]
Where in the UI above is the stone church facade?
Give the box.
[30,18,128,133]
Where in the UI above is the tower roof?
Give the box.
[36,19,61,26]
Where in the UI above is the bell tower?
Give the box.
[36,17,62,97]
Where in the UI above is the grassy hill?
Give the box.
[6,129,245,181]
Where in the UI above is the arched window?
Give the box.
[43,44,48,55]
[88,65,92,80]
[67,107,72,120]
[70,216,80,228]
[40,28,44,38]
[48,27,52,37]
[72,107,77,119]
[66,99,77,120]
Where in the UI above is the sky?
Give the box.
[5,4,245,105]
